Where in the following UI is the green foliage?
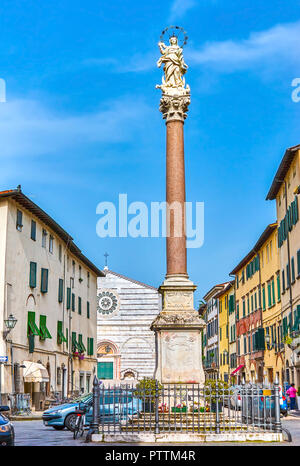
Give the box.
[204,379,231,402]
[134,378,163,398]
[298,387,300,396]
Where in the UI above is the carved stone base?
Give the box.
[151,275,205,384]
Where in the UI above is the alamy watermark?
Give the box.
[291,78,300,102]
[0,79,6,102]
[96,194,204,248]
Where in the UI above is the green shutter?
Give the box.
[72,332,78,352]
[277,274,281,302]
[262,286,266,310]
[72,293,75,311]
[66,288,71,310]
[58,279,64,303]
[88,337,94,356]
[29,262,37,288]
[41,268,48,293]
[78,334,86,353]
[27,311,42,337]
[57,321,67,344]
[28,334,35,353]
[291,257,295,283]
[97,362,113,380]
[87,301,90,319]
[271,279,275,305]
[267,283,272,308]
[39,315,52,340]
[78,296,82,315]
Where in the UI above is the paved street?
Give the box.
[12,416,300,446]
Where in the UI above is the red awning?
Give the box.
[230,364,244,376]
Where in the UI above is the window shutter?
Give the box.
[29,262,37,288]
[271,279,275,305]
[41,268,48,293]
[39,315,52,340]
[277,274,281,302]
[291,257,295,283]
[66,288,71,310]
[72,293,75,311]
[58,279,64,303]
[78,296,82,315]
[87,301,90,319]
[262,286,266,310]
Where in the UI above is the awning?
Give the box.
[22,361,49,383]
[230,364,245,377]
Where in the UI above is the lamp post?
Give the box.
[1,314,17,400]
[3,314,17,340]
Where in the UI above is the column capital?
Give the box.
[159,93,191,123]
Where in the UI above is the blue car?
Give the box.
[0,406,15,446]
[42,391,142,431]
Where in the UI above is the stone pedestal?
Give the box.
[151,275,205,384]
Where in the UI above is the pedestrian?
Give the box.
[286,383,297,410]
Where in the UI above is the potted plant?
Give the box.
[204,379,230,413]
[158,403,169,413]
[134,378,162,413]
[171,402,187,413]
[297,387,300,410]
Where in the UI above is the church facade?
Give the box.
[97,269,161,383]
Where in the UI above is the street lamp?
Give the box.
[3,314,17,340]
[265,333,272,350]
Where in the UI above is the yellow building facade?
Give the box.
[216,282,234,382]
[230,224,282,384]
[260,226,284,384]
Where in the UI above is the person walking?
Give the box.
[286,383,297,411]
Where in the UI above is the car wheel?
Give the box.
[53,425,65,430]
[65,413,77,431]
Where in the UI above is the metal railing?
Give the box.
[87,376,282,437]
[8,393,31,415]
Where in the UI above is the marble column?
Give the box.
[151,91,205,384]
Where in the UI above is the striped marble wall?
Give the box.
[97,269,161,382]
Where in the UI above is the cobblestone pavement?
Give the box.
[12,417,300,446]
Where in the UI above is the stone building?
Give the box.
[0,187,101,409]
[214,282,235,383]
[97,268,161,384]
[202,283,228,380]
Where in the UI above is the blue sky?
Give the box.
[1,0,300,304]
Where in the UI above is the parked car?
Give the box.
[42,390,142,431]
[0,406,15,446]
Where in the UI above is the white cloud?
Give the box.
[169,0,197,22]
[187,20,300,72]
[0,96,151,158]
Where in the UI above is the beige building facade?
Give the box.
[267,145,300,387]
[0,188,102,409]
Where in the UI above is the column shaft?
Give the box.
[166,120,187,276]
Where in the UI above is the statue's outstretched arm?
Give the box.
[158,42,166,54]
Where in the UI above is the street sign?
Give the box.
[0,356,8,363]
